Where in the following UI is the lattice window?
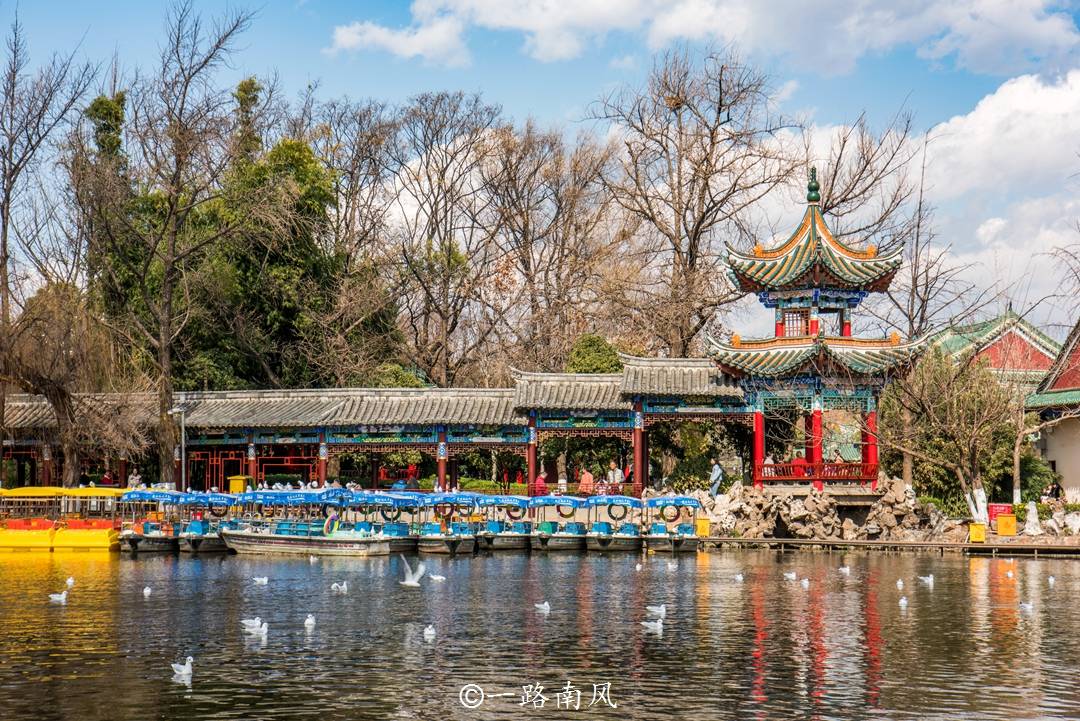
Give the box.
[783,309,809,337]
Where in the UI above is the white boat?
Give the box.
[221,524,390,557]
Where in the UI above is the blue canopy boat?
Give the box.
[118,490,189,553]
[528,496,586,551]
[475,495,532,550]
[644,496,702,553]
[416,492,478,555]
[221,489,389,557]
[177,492,236,553]
[348,492,418,553]
[584,495,643,552]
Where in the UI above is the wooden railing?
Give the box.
[753,463,878,491]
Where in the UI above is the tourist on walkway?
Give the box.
[791,450,808,476]
[709,458,724,496]
[534,470,549,496]
[579,467,595,495]
[605,460,623,494]
[127,467,142,488]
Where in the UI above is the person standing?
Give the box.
[708,458,724,496]
[579,467,595,495]
[606,460,623,494]
[533,469,549,496]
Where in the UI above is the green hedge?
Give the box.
[1012,503,1080,522]
[917,495,968,518]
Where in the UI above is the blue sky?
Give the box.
[6,1,1080,334]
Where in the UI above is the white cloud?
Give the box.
[328,1,1080,73]
[609,54,637,70]
[327,15,470,67]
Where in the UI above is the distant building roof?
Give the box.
[708,335,927,379]
[510,370,629,411]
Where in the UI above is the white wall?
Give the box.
[1044,417,1080,501]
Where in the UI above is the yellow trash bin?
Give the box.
[695,518,711,537]
[996,514,1017,537]
[228,475,252,494]
[968,522,986,543]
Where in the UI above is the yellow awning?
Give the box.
[62,487,127,498]
[1,486,65,497]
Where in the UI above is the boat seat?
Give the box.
[383,522,409,537]
[450,521,472,535]
[356,521,374,533]
[563,522,586,535]
[486,520,505,534]
[616,522,640,536]
[510,521,532,534]
[539,521,559,535]
[420,522,443,536]
[591,521,613,535]
[649,522,669,536]
[675,523,695,537]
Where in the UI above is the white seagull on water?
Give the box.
[48,590,68,604]
[240,617,262,631]
[252,577,269,586]
[646,604,666,619]
[896,579,904,590]
[143,586,152,598]
[331,581,348,594]
[898,596,908,609]
[839,566,850,576]
[244,622,268,638]
[399,555,426,587]
[1048,575,1056,588]
[171,656,193,678]
[429,574,446,582]
[535,601,550,615]
[305,614,316,630]
[918,574,934,588]
[800,578,810,589]
[423,624,436,642]
[783,571,797,581]
[66,577,75,588]
[734,573,744,583]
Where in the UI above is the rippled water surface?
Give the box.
[1,549,1078,720]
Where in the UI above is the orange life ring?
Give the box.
[660,505,680,522]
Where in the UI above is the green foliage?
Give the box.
[85,92,126,158]
[565,334,623,373]
[232,77,262,163]
[1012,503,1080,523]
[368,363,426,389]
[917,495,969,518]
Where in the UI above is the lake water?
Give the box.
[0,549,1077,721]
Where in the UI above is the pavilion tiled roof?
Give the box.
[1,393,158,429]
[931,311,1061,362]
[510,370,630,411]
[725,175,902,293]
[618,354,743,398]
[332,389,522,426]
[708,335,927,378]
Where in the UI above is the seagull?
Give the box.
[399,555,426,587]
[423,624,436,642]
[171,656,193,677]
[535,601,550,615]
[309,555,318,564]
[783,571,797,581]
[1048,575,1056,587]
[252,577,269,586]
[1006,570,1014,579]
[429,574,446,582]
[839,566,850,575]
[240,617,262,630]
[666,561,677,571]
[66,577,75,588]
[896,579,904,590]
[918,574,935,587]
[734,573,744,582]
[646,604,666,619]
[143,586,152,598]
[48,590,68,604]
[635,563,642,572]
[304,614,316,630]
[330,581,348,594]
[1020,601,1034,613]
[898,596,908,609]
[640,618,663,633]
[800,578,810,589]
[243,622,268,637]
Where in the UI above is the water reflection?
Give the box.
[0,550,1078,720]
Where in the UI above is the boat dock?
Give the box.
[700,536,1080,557]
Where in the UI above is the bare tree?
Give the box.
[478,121,615,375]
[0,15,95,481]
[592,47,798,356]
[389,91,506,386]
[75,3,254,484]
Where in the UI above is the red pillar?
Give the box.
[436,427,448,492]
[809,409,823,491]
[865,410,878,490]
[526,415,538,496]
[317,434,327,488]
[632,401,645,497]
[775,321,785,337]
[841,310,851,337]
[119,458,128,486]
[752,411,764,488]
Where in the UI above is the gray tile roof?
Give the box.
[510,370,630,411]
[332,389,522,426]
[2,393,158,429]
[619,354,743,398]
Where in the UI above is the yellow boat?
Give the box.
[0,487,124,551]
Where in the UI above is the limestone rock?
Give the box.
[1023,501,1043,536]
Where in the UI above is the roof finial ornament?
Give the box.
[807,167,820,203]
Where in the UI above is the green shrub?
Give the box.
[1012,503,1080,522]
[917,495,968,518]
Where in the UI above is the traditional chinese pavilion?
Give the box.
[709,169,927,489]
[0,171,929,496]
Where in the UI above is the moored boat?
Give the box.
[529,495,586,551]
[0,487,124,551]
[177,492,236,553]
[416,493,478,555]
[119,489,187,553]
[584,495,643,552]
[643,495,702,553]
[475,495,531,550]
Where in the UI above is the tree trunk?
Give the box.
[901,407,914,486]
[1012,432,1024,505]
[61,437,79,488]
